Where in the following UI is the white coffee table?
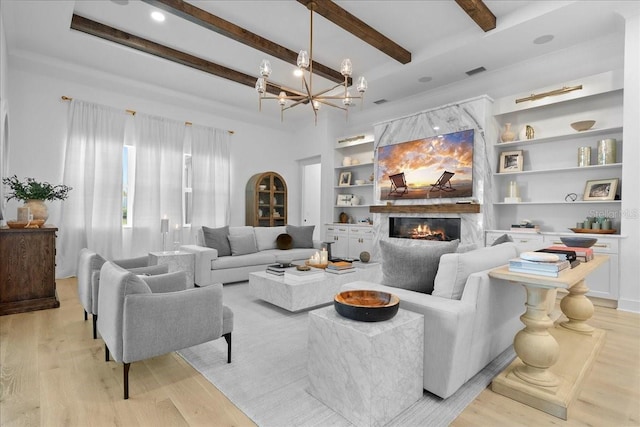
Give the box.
[248,264,380,312]
[149,251,195,288]
[307,306,424,427]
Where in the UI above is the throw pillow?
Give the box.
[202,226,232,257]
[228,233,258,256]
[276,233,293,250]
[491,233,513,246]
[254,226,287,251]
[380,239,459,294]
[433,242,518,299]
[286,225,315,248]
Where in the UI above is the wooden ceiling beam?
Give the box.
[70,14,289,97]
[296,0,411,65]
[141,0,348,85]
[454,0,496,32]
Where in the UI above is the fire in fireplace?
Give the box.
[389,217,461,241]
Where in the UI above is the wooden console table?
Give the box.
[0,226,60,315]
[488,255,608,419]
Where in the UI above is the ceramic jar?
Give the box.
[500,123,515,143]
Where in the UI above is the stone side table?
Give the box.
[307,306,424,427]
[149,251,195,288]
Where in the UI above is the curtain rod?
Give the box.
[61,96,235,134]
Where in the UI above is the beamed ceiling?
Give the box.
[2,1,636,129]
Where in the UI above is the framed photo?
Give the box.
[583,178,618,201]
[336,194,353,206]
[338,171,352,186]
[499,150,523,173]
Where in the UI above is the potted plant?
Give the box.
[2,175,72,222]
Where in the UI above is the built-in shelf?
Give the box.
[495,126,623,148]
[369,204,480,214]
[335,161,374,170]
[335,205,372,208]
[334,184,374,189]
[494,163,621,176]
[494,200,621,206]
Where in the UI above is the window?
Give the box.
[122,145,136,226]
[183,153,192,226]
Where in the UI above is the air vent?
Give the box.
[465,66,486,76]
[373,99,388,105]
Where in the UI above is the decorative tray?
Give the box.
[569,228,617,234]
[305,260,328,269]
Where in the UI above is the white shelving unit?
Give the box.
[492,70,624,233]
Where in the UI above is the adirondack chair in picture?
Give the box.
[388,172,409,196]
[430,171,455,192]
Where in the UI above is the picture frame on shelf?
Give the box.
[499,150,524,173]
[337,194,353,206]
[583,178,619,201]
[338,171,352,186]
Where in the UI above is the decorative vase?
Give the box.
[359,251,371,263]
[339,212,349,223]
[500,123,515,143]
[24,199,48,222]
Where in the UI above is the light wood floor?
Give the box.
[1,278,639,426]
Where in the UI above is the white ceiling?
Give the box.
[2,1,638,129]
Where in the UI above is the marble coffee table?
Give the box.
[307,306,424,427]
[248,264,380,312]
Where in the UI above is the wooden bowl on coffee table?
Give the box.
[334,290,400,322]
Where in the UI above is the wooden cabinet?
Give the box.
[0,226,60,315]
[246,171,287,227]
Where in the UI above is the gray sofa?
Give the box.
[341,241,530,399]
[181,225,320,286]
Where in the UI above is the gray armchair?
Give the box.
[77,248,169,339]
[97,261,233,399]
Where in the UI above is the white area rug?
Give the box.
[178,281,516,427]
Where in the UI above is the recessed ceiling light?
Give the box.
[533,34,554,45]
[151,11,165,22]
[418,76,433,83]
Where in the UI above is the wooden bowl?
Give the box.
[6,220,29,229]
[570,120,595,132]
[334,290,400,322]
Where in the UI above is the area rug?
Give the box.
[178,281,516,427]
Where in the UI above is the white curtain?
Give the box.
[189,124,230,242]
[58,100,127,277]
[131,113,185,255]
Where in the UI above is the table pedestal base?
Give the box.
[492,327,605,420]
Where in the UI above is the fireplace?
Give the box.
[389,217,461,241]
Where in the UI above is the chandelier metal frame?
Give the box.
[255,1,367,123]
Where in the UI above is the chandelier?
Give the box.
[255,1,368,123]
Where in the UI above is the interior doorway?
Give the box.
[300,156,321,241]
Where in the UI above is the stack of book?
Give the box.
[545,245,594,262]
[325,261,355,275]
[284,268,325,282]
[508,252,570,277]
[535,248,580,268]
[266,264,296,276]
[510,223,540,233]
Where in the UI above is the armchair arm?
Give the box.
[180,244,217,286]
[141,271,188,293]
[113,256,149,269]
[122,283,224,363]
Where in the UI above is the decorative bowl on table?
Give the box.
[6,220,29,229]
[334,290,400,322]
[560,236,598,248]
[354,179,366,185]
[570,120,596,132]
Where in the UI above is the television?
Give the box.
[377,129,474,200]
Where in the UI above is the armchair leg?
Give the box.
[105,344,110,362]
[223,332,232,363]
[92,314,98,339]
[123,363,130,400]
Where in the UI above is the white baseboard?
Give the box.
[616,298,640,313]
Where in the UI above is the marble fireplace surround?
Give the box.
[370,95,497,261]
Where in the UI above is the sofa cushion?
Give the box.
[380,239,459,294]
[432,242,518,300]
[286,225,314,248]
[276,233,293,250]
[491,233,513,246]
[228,233,258,256]
[202,226,231,257]
[254,226,287,251]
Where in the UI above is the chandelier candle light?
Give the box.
[255,1,367,124]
